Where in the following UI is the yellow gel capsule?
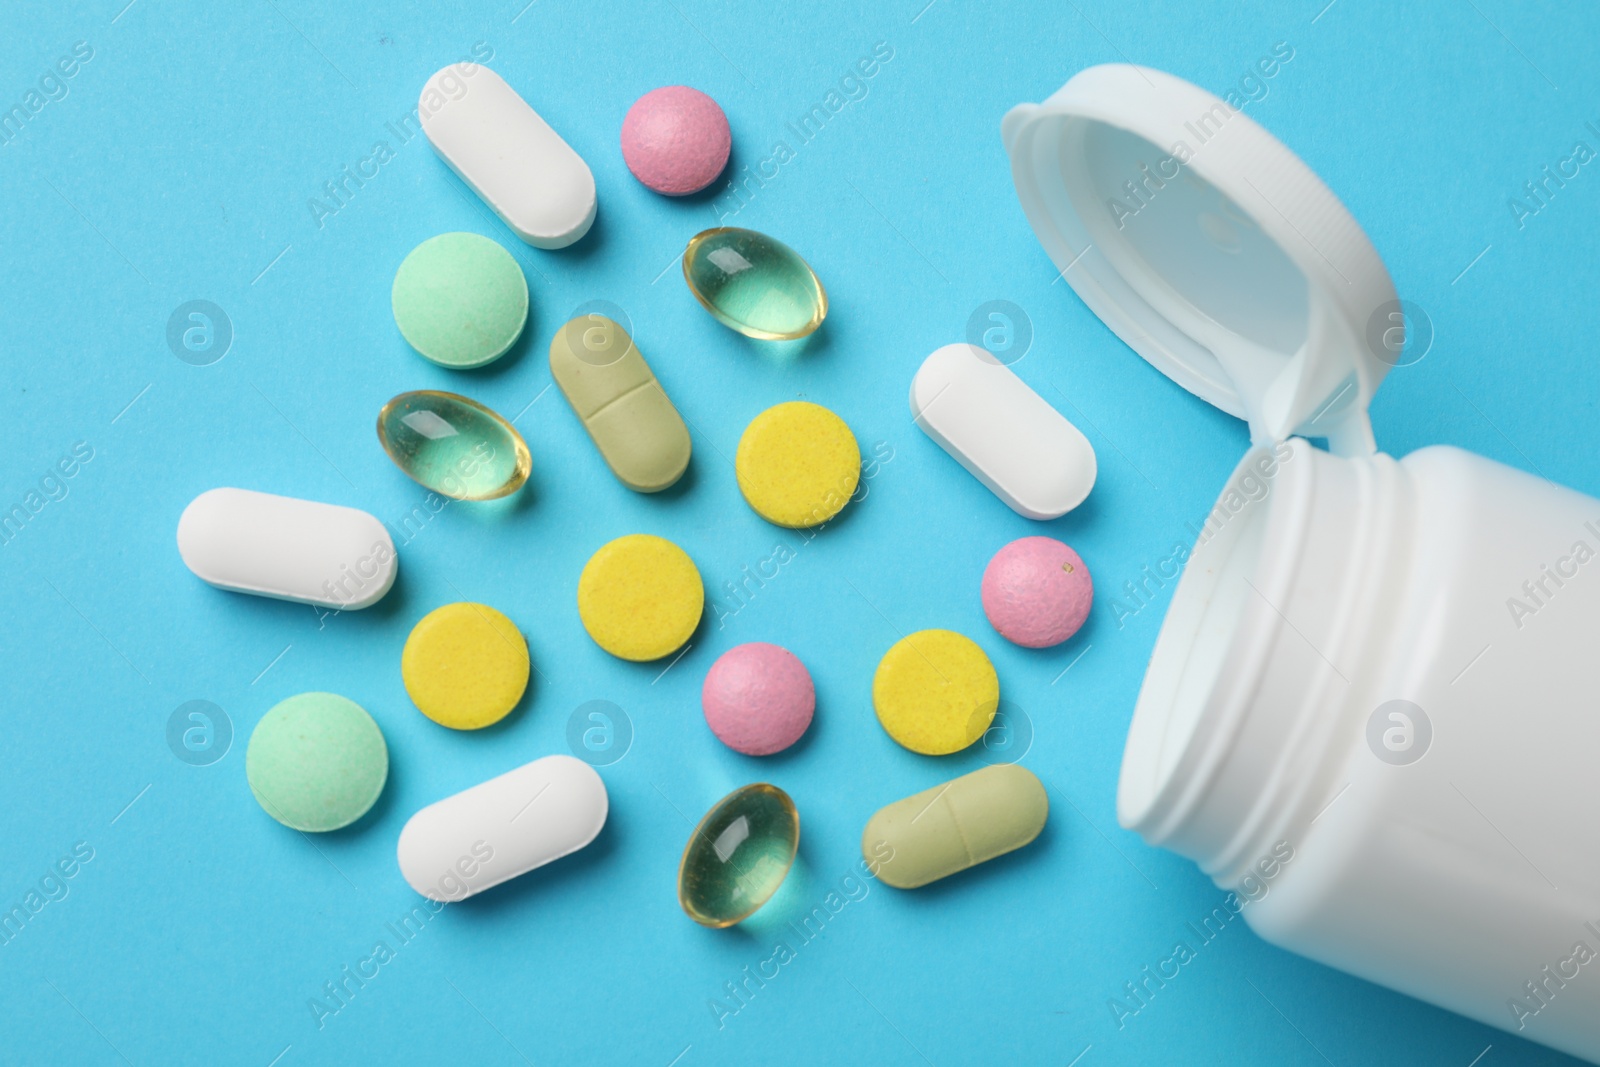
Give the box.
[682,228,826,340]
[873,629,999,755]
[862,764,1048,889]
[735,401,860,528]
[549,313,691,492]
[401,602,530,730]
[377,390,531,501]
[678,783,799,927]
[577,534,703,661]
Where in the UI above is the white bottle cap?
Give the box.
[1003,65,1399,456]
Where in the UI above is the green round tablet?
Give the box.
[391,232,529,369]
[246,692,388,832]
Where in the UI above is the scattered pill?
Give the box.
[247,693,388,832]
[419,64,596,249]
[910,343,1096,519]
[391,232,528,369]
[377,390,531,501]
[873,629,999,755]
[683,228,826,339]
[735,401,860,528]
[862,764,1048,889]
[577,534,703,661]
[621,86,731,196]
[178,488,397,610]
[702,643,814,756]
[678,783,798,927]
[397,754,608,901]
[549,313,691,492]
[982,537,1093,649]
[402,603,530,730]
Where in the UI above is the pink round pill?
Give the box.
[620,86,731,196]
[981,537,1093,649]
[702,643,814,755]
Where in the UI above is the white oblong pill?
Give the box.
[177,488,397,609]
[910,343,1097,519]
[397,755,609,902]
[419,64,596,249]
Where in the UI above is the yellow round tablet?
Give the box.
[402,603,530,729]
[578,534,704,661]
[873,629,999,755]
[735,401,860,528]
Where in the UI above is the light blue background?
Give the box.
[2,1,1595,1064]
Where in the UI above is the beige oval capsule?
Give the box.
[550,314,691,492]
[861,764,1048,889]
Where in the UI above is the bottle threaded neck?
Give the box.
[1118,440,1406,886]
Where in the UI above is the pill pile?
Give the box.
[177,60,1100,924]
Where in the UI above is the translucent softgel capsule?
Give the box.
[682,228,826,340]
[678,783,798,927]
[377,390,531,501]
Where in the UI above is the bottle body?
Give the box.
[1121,439,1600,1062]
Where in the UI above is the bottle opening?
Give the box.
[1117,444,1283,834]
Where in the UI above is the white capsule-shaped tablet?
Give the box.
[910,343,1097,519]
[419,64,596,249]
[177,488,397,609]
[397,755,608,902]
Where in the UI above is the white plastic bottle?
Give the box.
[1005,65,1600,1062]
